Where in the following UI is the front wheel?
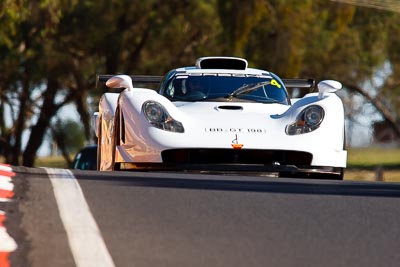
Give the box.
[96,116,102,171]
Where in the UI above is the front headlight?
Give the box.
[304,106,324,126]
[142,101,184,133]
[286,105,324,135]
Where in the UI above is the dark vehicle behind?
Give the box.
[71,145,97,170]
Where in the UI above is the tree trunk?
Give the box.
[11,78,30,165]
[0,101,12,162]
[22,77,60,167]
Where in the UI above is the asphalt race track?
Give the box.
[3,167,400,267]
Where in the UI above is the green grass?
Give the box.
[347,147,400,169]
[35,155,70,169]
[344,147,400,181]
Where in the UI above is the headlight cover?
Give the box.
[142,101,184,133]
[286,105,324,135]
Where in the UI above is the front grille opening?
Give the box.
[161,149,312,166]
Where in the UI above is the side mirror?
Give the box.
[318,80,342,99]
[106,75,133,91]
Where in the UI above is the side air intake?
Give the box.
[196,57,248,70]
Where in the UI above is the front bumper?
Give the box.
[115,147,344,179]
[117,162,343,179]
[116,145,347,168]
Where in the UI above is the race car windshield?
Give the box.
[164,75,289,104]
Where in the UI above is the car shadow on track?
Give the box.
[68,169,400,198]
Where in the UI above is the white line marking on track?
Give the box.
[46,168,115,267]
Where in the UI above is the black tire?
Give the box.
[96,116,102,171]
[111,107,121,171]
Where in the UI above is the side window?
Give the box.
[164,78,184,99]
[159,70,176,96]
[165,80,175,98]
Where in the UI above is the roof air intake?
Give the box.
[196,57,248,70]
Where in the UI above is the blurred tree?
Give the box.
[1,0,400,167]
[50,118,86,166]
[217,0,270,57]
[0,0,221,166]
[242,0,400,138]
[0,0,48,165]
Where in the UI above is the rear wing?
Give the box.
[97,75,315,91]
[282,79,315,90]
[96,74,163,89]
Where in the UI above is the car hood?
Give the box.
[174,101,289,117]
[172,101,292,132]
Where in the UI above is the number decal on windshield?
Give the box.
[271,79,281,88]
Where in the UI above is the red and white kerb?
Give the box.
[0,164,17,267]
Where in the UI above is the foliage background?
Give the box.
[0,0,399,167]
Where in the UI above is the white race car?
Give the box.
[94,57,346,179]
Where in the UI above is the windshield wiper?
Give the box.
[227,82,270,99]
[201,95,281,104]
